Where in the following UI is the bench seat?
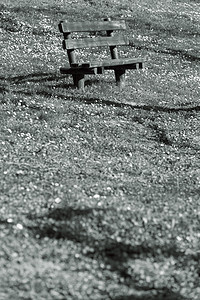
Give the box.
[60,58,145,75]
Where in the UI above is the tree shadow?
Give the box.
[2,4,66,16]
[77,98,200,113]
[1,72,200,115]
[112,292,185,300]
[27,206,193,299]
[29,206,200,261]
[7,4,95,20]
[80,96,200,113]
[77,97,200,151]
[129,43,200,62]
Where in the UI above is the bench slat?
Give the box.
[60,67,102,75]
[78,58,145,68]
[105,63,144,70]
[59,20,126,33]
[63,35,129,50]
[61,58,145,75]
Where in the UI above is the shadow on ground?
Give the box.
[129,43,200,62]
[1,72,199,153]
[0,72,67,84]
[1,72,200,114]
[113,293,185,300]
[26,206,192,300]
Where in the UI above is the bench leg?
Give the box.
[73,74,85,90]
[115,70,126,90]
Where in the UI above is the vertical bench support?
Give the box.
[115,69,126,90]
[105,18,126,90]
[65,33,85,90]
[75,74,85,90]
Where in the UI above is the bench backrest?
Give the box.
[59,19,128,64]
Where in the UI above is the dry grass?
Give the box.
[0,0,200,299]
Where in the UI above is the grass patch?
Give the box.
[0,0,200,299]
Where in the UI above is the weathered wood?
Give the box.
[59,20,126,33]
[63,32,78,85]
[105,17,122,87]
[66,49,75,64]
[115,69,126,90]
[74,58,145,68]
[75,74,85,90]
[58,18,146,90]
[63,35,129,50]
[105,62,144,70]
[60,67,101,75]
[105,18,119,60]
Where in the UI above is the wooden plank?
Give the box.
[79,58,145,68]
[66,59,145,71]
[60,61,144,75]
[70,63,79,68]
[115,69,126,90]
[63,35,129,50]
[60,67,100,75]
[75,74,85,90]
[59,20,126,33]
[105,18,119,59]
[105,63,144,70]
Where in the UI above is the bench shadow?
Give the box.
[0,72,76,98]
[27,206,194,299]
[0,73,108,88]
[1,72,199,115]
[0,72,67,84]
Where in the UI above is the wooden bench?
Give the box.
[58,18,145,90]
